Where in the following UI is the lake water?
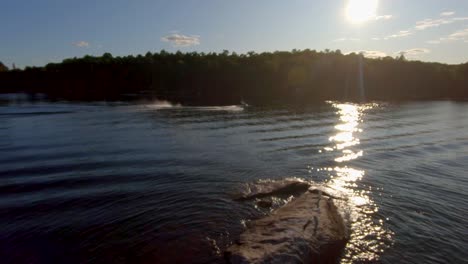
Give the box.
[0,97,467,263]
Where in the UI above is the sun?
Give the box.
[346,0,378,23]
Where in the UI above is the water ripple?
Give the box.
[0,100,467,263]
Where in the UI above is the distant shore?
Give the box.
[1,50,467,105]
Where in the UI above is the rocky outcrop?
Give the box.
[235,179,311,201]
[226,189,348,264]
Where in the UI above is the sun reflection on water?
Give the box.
[321,102,393,263]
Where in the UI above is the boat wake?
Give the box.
[185,105,244,112]
[142,100,245,112]
[144,99,182,109]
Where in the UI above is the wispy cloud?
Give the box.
[426,40,441,44]
[396,48,430,57]
[440,11,455,17]
[347,50,387,58]
[348,49,431,59]
[378,11,468,41]
[427,27,468,44]
[161,34,200,47]
[359,50,388,58]
[73,41,89,48]
[384,30,412,40]
[375,15,393,21]
[333,37,360,42]
[415,18,453,30]
[415,14,468,31]
[448,28,468,41]
[452,17,468,21]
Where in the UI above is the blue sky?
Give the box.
[1,0,467,68]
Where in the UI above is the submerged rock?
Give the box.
[236,180,311,201]
[226,190,348,264]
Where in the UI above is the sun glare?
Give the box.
[346,0,378,23]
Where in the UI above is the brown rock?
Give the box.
[236,180,311,201]
[226,190,348,264]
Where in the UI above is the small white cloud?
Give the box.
[426,40,441,44]
[333,37,360,42]
[397,48,430,57]
[73,41,89,48]
[427,27,468,44]
[440,11,455,17]
[415,18,453,30]
[453,17,468,21]
[372,37,381,41]
[161,33,200,47]
[333,38,346,42]
[349,50,387,58]
[362,50,387,58]
[384,30,412,39]
[386,14,468,43]
[414,16,468,31]
[375,15,393,20]
[448,28,468,41]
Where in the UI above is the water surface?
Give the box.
[0,98,467,263]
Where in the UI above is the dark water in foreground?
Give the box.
[0,97,467,263]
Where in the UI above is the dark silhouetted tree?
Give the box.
[0,50,466,103]
[0,61,8,72]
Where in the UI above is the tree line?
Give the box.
[0,49,467,105]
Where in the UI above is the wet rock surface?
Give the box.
[226,189,348,264]
[235,180,311,201]
[255,199,273,208]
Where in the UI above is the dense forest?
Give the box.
[0,49,467,105]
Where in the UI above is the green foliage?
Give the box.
[0,50,467,103]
